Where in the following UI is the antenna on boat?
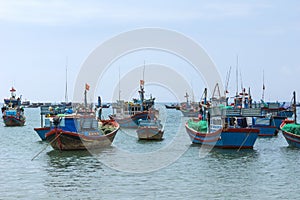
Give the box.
[225,66,231,96]
[262,70,265,101]
[118,66,121,101]
[236,55,239,97]
[84,83,90,111]
[143,60,145,81]
[240,69,243,92]
[65,56,68,103]
[293,91,297,124]
[139,61,145,110]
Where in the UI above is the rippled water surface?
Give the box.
[0,107,300,199]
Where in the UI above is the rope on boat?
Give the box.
[237,130,252,152]
[31,131,63,161]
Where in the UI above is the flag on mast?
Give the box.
[85,83,90,91]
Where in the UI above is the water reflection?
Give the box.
[189,143,259,161]
[44,149,108,199]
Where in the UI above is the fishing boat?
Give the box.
[178,92,199,117]
[45,116,119,150]
[280,91,300,148]
[165,103,179,109]
[109,80,156,128]
[230,88,279,137]
[136,119,164,140]
[1,87,26,126]
[45,86,120,150]
[33,104,73,140]
[185,85,259,149]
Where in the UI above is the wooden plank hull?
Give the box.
[253,125,278,137]
[185,122,259,149]
[180,110,198,117]
[45,120,120,151]
[282,131,300,148]
[3,116,25,126]
[280,120,300,148]
[110,111,154,128]
[137,128,164,140]
[33,127,51,140]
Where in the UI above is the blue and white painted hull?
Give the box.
[252,125,278,137]
[33,127,50,140]
[185,123,259,149]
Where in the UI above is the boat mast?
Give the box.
[139,61,145,110]
[262,70,265,101]
[65,57,68,103]
[293,91,297,124]
[118,66,121,102]
[225,66,231,96]
[236,55,239,98]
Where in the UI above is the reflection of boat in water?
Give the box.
[1,87,26,126]
[109,80,156,128]
[137,119,164,140]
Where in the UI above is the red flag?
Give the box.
[140,80,144,85]
[85,83,90,91]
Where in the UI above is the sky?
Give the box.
[0,0,299,103]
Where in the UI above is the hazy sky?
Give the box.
[0,0,299,103]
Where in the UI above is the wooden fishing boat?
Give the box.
[185,118,259,149]
[185,85,259,149]
[165,103,179,109]
[46,117,119,150]
[136,119,164,140]
[280,91,300,148]
[109,80,156,128]
[178,92,200,117]
[2,87,26,126]
[281,119,300,148]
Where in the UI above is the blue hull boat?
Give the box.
[253,125,278,137]
[33,127,50,140]
[253,117,278,137]
[185,120,259,149]
[110,111,155,128]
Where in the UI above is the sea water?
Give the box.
[0,106,299,199]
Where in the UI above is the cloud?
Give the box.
[0,0,267,25]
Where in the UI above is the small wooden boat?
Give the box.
[46,117,119,151]
[178,93,200,117]
[281,119,300,148]
[136,119,164,140]
[165,103,179,109]
[2,87,26,126]
[280,91,300,148]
